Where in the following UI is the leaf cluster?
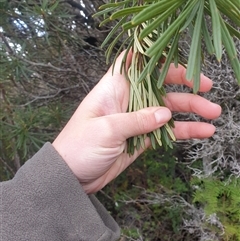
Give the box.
[94,0,240,154]
[95,0,240,88]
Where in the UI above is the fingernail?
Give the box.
[154,108,171,124]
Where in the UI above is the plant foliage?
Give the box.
[0,0,106,179]
[192,177,240,240]
[94,0,240,154]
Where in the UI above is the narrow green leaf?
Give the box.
[225,22,240,39]
[99,18,111,27]
[202,16,214,55]
[49,1,59,11]
[110,6,146,20]
[128,63,144,109]
[41,0,48,10]
[179,1,200,33]
[122,21,134,31]
[146,73,153,106]
[120,39,133,75]
[206,5,237,38]
[229,0,240,6]
[112,35,133,75]
[161,127,171,150]
[220,17,240,84]
[173,48,179,68]
[157,30,180,89]
[151,76,167,107]
[165,123,176,142]
[209,0,222,61]
[153,129,162,146]
[134,26,145,54]
[142,36,154,48]
[155,127,162,143]
[105,30,125,64]
[186,0,204,81]
[92,7,118,18]
[139,1,181,40]
[193,38,202,93]
[127,137,135,155]
[136,59,151,84]
[98,0,131,10]
[146,0,198,57]
[216,0,240,26]
[101,16,127,49]
[132,0,184,26]
[142,79,148,108]
[150,132,157,149]
[148,50,163,76]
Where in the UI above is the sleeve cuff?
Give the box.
[2,142,120,241]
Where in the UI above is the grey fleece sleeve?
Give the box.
[0,142,120,241]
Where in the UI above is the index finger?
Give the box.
[164,64,213,92]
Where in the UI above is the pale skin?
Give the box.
[52,51,222,194]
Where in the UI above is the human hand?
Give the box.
[52,51,221,194]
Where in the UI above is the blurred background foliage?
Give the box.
[0,1,239,240]
[0,0,107,177]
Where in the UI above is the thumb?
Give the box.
[107,107,172,140]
